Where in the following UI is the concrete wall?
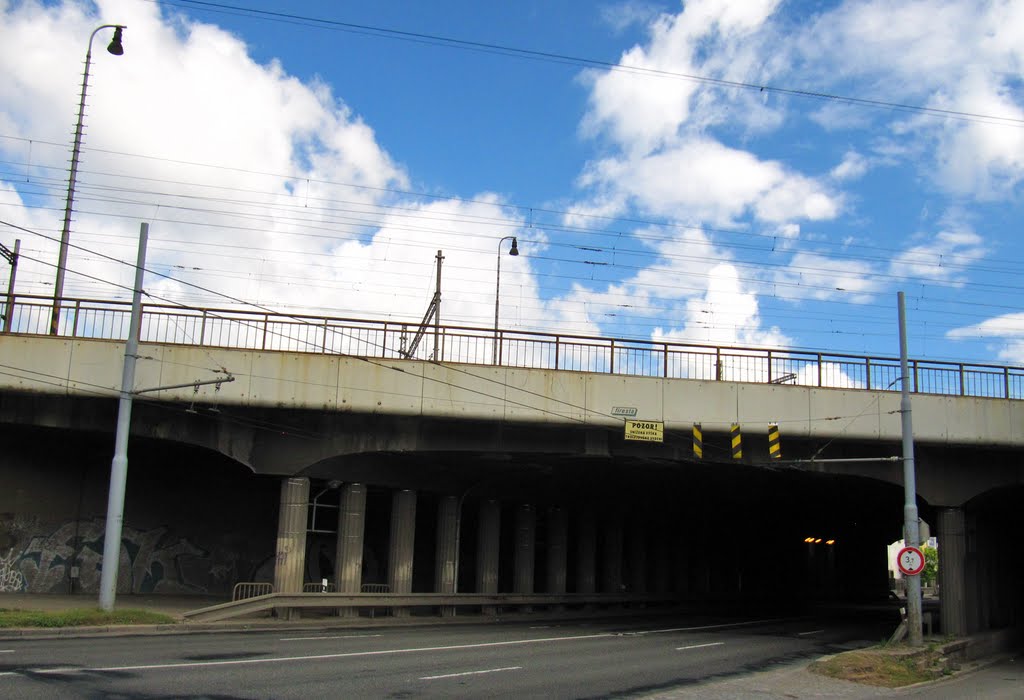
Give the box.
[0,425,278,595]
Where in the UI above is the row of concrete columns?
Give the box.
[274,479,977,634]
[272,478,658,610]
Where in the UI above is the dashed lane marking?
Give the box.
[420,666,522,680]
[280,634,382,642]
[676,642,725,651]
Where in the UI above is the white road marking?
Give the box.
[798,629,825,636]
[280,634,382,642]
[634,617,789,636]
[0,632,615,676]
[420,666,522,680]
[676,642,725,651]
[0,650,14,653]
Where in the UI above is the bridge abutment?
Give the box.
[938,506,968,637]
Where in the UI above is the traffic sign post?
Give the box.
[896,545,926,577]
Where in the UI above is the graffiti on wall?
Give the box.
[0,548,25,592]
[0,516,246,595]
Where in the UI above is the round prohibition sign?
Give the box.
[897,546,926,576]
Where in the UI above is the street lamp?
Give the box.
[493,236,519,364]
[50,24,126,335]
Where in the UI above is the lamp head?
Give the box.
[509,237,519,256]
[107,26,125,56]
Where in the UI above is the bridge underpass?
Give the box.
[0,322,1021,635]
[7,400,1006,630]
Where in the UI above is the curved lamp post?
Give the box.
[492,236,519,364]
[50,24,126,335]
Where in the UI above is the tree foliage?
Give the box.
[921,546,938,586]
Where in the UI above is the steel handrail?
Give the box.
[4,293,1022,399]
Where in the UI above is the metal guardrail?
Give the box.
[184,591,674,623]
[4,293,1022,400]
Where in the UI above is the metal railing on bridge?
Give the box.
[4,294,1022,400]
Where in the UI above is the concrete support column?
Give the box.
[273,476,309,620]
[545,507,568,594]
[938,507,968,637]
[575,509,597,594]
[476,499,500,614]
[602,512,624,594]
[514,504,536,610]
[435,495,459,617]
[387,489,417,617]
[335,483,366,617]
[629,521,647,594]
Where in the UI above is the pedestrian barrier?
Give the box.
[232,581,274,601]
[361,583,390,617]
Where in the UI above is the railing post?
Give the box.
[609,340,615,374]
[72,299,82,338]
[767,350,773,384]
[817,353,822,387]
[322,319,329,353]
[199,310,207,346]
[262,313,269,350]
[555,337,560,370]
[1004,367,1011,399]
[913,360,919,392]
[663,343,669,378]
[716,348,722,381]
[959,363,965,396]
[865,357,871,390]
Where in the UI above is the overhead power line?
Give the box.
[162,0,1024,127]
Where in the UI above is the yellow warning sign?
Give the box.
[625,420,664,443]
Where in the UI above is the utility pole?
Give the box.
[1,239,19,333]
[99,222,148,611]
[898,291,923,646]
[433,249,443,361]
[401,250,443,361]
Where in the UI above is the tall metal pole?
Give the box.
[433,249,443,361]
[2,239,18,333]
[51,24,126,336]
[99,222,148,611]
[493,236,518,365]
[898,291,923,645]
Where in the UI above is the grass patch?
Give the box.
[809,645,956,688]
[0,607,175,628]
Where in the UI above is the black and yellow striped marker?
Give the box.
[692,423,703,459]
[730,423,742,460]
[768,423,781,459]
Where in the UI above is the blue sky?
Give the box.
[1,0,1023,367]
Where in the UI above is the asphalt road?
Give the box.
[0,613,895,699]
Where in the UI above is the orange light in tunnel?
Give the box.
[826,539,836,545]
[814,538,823,543]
